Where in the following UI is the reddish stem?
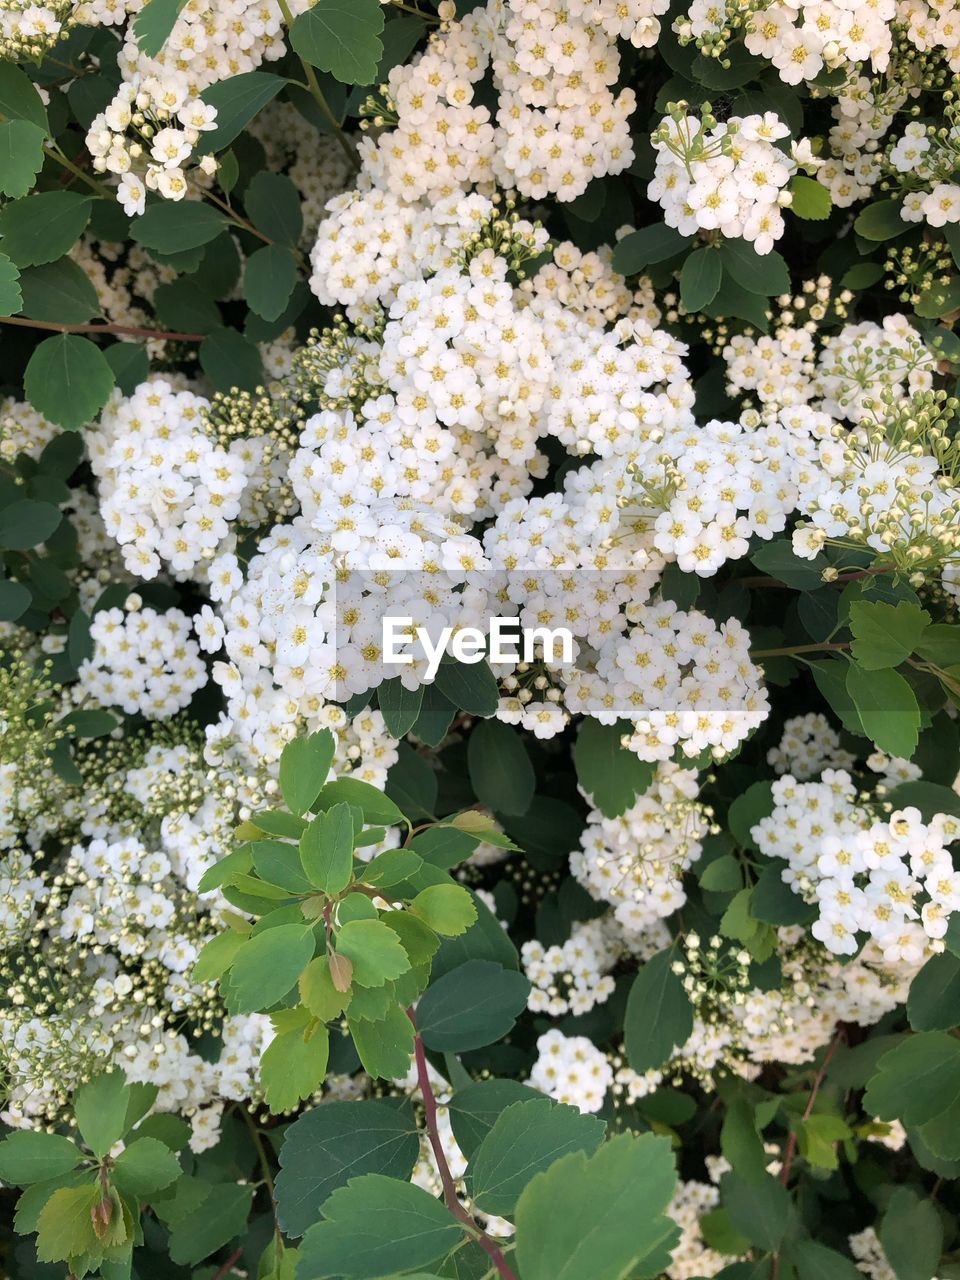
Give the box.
[0,314,205,342]
[779,1032,843,1187]
[211,1247,243,1280]
[407,1010,519,1280]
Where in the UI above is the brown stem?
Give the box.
[407,1011,519,1280]
[211,1247,243,1280]
[779,1032,843,1188]
[0,315,205,342]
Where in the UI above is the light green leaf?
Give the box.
[845,664,920,759]
[849,600,929,670]
[336,918,411,988]
[224,923,316,1013]
[35,1184,101,1263]
[280,730,337,816]
[349,1004,416,1079]
[133,0,188,55]
[261,1008,330,1112]
[74,1070,130,1157]
[409,884,477,937]
[790,175,832,219]
[289,0,386,86]
[111,1137,181,1197]
[318,775,408,827]
[0,1131,81,1185]
[300,801,355,894]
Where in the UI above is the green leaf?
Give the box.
[448,1080,546,1162]
[0,252,21,315]
[849,600,929,670]
[680,247,722,311]
[154,278,221,333]
[104,341,149,394]
[318,775,408,827]
[880,1187,943,1280]
[790,175,832,220]
[790,1240,864,1280]
[244,171,303,246]
[845,664,920,758]
[722,1171,790,1251]
[74,1070,131,1157]
[168,1182,254,1265]
[290,0,386,86]
[0,499,61,549]
[0,578,31,621]
[280,730,336,816]
[0,120,46,199]
[514,1132,678,1280]
[24,334,115,430]
[624,948,693,1072]
[410,883,477,937]
[433,658,500,717]
[349,1003,416,1078]
[224,923,316,1013]
[199,71,286,152]
[718,239,789,295]
[131,201,227,253]
[261,1009,330,1112]
[0,1131,81,1185]
[467,718,534,816]
[133,0,187,55]
[275,1099,420,1237]
[864,1032,960,1124]
[468,1098,605,1217]
[611,224,692,274]
[300,801,355,894]
[751,537,826,588]
[0,192,91,267]
[574,717,653,818]
[35,1184,101,1263]
[298,1173,461,1279]
[111,1137,181,1197]
[0,61,49,131]
[727,780,774,850]
[200,327,266,392]
[854,199,909,240]
[336,918,411,988]
[915,277,960,319]
[907,951,960,1031]
[20,257,102,323]
[244,243,298,321]
[752,860,816,925]
[416,959,530,1052]
[377,677,424,738]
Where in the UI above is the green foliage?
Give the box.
[624,948,694,1071]
[574,716,654,817]
[23,333,115,429]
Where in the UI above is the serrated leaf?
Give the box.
[0,1131,81,1185]
[276,1099,420,1237]
[790,175,832,219]
[224,923,316,1013]
[261,1009,330,1112]
[300,801,355,894]
[74,1070,130,1157]
[336,918,411,988]
[20,257,102,323]
[112,1137,181,1197]
[35,1184,101,1263]
[468,1098,605,1217]
[845,664,920,759]
[514,1132,678,1280]
[289,0,386,86]
[0,252,21,315]
[0,120,46,199]
[849,600,929,670]
[279,730,336,816]
[864,1032,960,1124]
[409,883,476,937]
[0,192,91,267]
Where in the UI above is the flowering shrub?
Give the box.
[2,1,960,1278]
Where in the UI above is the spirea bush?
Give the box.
[3,1,960,1278]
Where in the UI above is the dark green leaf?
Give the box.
[624,949,693,1072]
[19,257,102,323]
[0,192,91,267]
[199,72,286,152]
[467,719,535,816]
[289,0,386,86]
[24,333,115,429]
[574,718,653,818]
[416,959,530,1052]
